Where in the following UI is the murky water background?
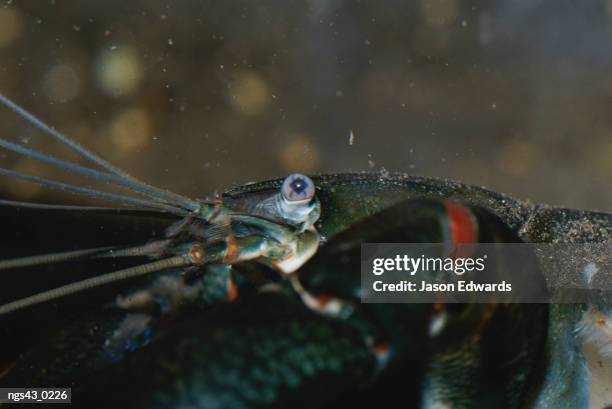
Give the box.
[0,0,610,210]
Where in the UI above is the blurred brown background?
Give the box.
[0,0,610,210]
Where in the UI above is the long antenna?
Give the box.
[0,247,117,270]
[0,255,192,315]
[0,240,170,271]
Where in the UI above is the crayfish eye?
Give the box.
[281,173,315,203]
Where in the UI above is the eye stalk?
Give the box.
[278,173,320,228]
[281,173,315,203]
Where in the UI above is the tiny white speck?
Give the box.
[349,129,355,145]
[583,263,599,286]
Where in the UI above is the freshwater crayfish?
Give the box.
[0,94,610,409]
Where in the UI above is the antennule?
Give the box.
[0,94,201,212]
[0,167,189,216]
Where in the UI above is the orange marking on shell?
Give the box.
[596,318,607,326]
[223,236,239,264]
[444,201,478,244]
[444,201,478,258]
[226,280,239,302]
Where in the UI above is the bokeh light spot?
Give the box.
[227,71,271,116]
[95,46,143,97]
[420,0,458,30]
[497,141,538,177]
[43,64,81,103]
[108,107,151,153]
[279,135,320,173]
[0,8,23,49]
